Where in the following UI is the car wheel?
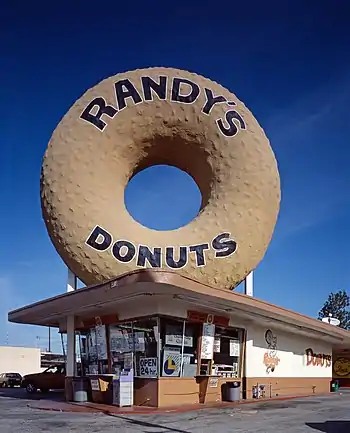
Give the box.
[25,383,37,394]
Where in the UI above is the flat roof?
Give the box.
[8,269,350,345]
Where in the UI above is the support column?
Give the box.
[65,268,77,401]
[66,267,77,376]
[66,315,76,377]
[67,268,77,292]
[244,271,254,296]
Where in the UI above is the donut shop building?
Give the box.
[9,66,350,407]
[8,269,350,407]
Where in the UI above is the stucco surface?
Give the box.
[41,67,280,288]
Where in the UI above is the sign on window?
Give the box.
[139,357,158,377]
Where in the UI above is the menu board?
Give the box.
[200,323,215,360]
[95,325,108,360]
[229,339,240,357]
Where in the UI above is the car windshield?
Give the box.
[6,373,21,378]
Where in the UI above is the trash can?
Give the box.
[335,380,339,392]
[331,380,339,392]
[72,377,89,403]
[226,381,241,402]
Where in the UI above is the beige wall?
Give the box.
[245,325,332,378]
[0,346,41,376]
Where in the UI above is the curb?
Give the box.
[27,392,333,415]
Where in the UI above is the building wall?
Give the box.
[243,325,332,398]
[245,325,332,378]
[0,346,41,376]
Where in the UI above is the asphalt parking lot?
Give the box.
[0,388,349,433]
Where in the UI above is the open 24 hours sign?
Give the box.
[139,358,158,377]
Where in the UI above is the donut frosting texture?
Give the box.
[40,67,280,289]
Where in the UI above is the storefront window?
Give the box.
[109,322,133,375]
[159,317,200,378]
[86,325,109,374]
[132,318,158,378]
[213,327,242,378]
[83,315,244,380]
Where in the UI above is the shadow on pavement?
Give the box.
[108,414,189,433]
[0,387,64,402]
[306,421,350,433]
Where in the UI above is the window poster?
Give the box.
[229,339,240,357]
[165,324,193,347]
[162,347,181,377]
[95,324,108,360]
[201,323,215,360]
[124,352,133,370]
[139,357,157,377]
[88,364,98,374]
[87,328,98,360]
[134,331,145,352]
[109,326,132,353]
[214,336,221,353]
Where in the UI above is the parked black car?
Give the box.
[0,372,22,387]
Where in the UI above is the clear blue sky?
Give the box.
[1,1,350,352]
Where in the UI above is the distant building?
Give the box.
[0,346,67,376]
[40,351,65,368]
[0,346,41,376]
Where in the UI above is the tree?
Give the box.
[318,290,350,330]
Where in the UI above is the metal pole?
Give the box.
[156,317,161,378]
[179,320,186,377]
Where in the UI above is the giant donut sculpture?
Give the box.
[41,67,280,290]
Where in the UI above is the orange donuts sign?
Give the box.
[305,348,331,368]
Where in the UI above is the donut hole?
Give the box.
[124,165,203,231]
[129,134,214,210]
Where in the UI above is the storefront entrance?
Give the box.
[76,312,245,407]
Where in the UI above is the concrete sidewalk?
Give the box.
[1,388,350,432]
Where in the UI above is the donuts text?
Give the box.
[305,348,332,368]
[79,75,246,137]
[85,225,237,269]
